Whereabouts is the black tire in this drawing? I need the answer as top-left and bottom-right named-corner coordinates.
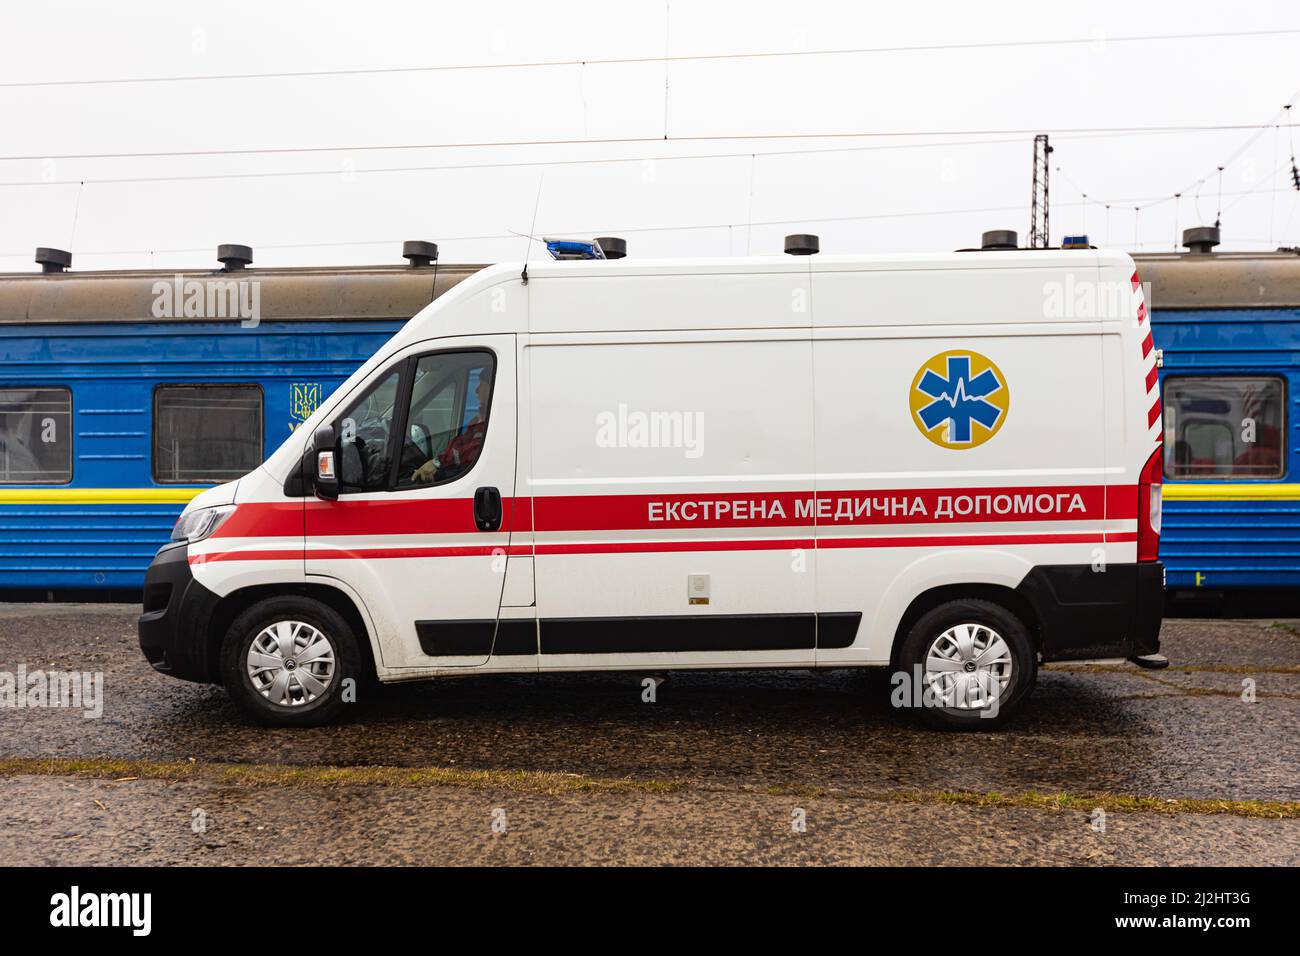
top-left (220, 596), bottom-right (361, 727)
top-left (895, 598), bottom-right (1036, 730)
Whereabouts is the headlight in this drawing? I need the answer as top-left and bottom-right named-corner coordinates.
top-left (171, 505), bottom-right (237, 543)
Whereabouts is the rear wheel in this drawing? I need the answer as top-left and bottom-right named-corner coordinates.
top-left (220, 596), bottom-right (361, 727)
top-left (896, 599), bottom-right (1036, 729)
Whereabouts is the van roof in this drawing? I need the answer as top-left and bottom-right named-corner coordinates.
top-left (513, 248), bottom-right (1124, 278)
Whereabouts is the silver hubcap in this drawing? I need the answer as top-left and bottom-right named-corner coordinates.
top-left (246, 620), bottom-right (336, 707)
top-left (923, 623), bottom-right (1013, 710)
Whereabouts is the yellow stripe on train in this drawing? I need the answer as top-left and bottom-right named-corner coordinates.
top-left (0, 488), bottom-right (204, 504)
top-left (3, 484), bottom-right (1298, 505)
top-left (1163, 483), bottom-right (1300, 501)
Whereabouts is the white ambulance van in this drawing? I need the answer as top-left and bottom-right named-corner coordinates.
top-left (139, 246), bottom-right (1164, 728)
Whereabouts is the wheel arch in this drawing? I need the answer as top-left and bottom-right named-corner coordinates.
top-left (205, 583), bottom-right (380, 685)
top-left (888, 583), bottom-right (1043, 669)
top-left (869, 548), bottom-right (1039, 666)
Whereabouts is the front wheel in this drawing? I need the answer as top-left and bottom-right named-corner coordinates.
top-left (896, 599), bottom-right (1036, 730)
top-left (220, 596), bottom-right (361, 727)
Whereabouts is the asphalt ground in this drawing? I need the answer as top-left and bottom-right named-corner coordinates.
top-left (0, 604), bottom-right (1296, 865)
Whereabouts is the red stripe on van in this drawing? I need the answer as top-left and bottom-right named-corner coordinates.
top-left (192, 531), bottom-right (1135, 564)
top-left (1145, 364), bottom-right (1160, 392)
top-left (190, 543), bottom-right (534, 564)
top-left (1106, 483), bottom-right (1138, 520)
top-left (212, 497), bottom-right (532, 539)
top-left (210, 484), bottom-right (1136, 541)
top-left (819, 531), bottom-right (1132, 549)
top-left (532, 537), bottom-right (816, 555)
top-left (1141, 332), bottom-right (1154, 358)
top-left (190, 549), bottom-right (305, 564)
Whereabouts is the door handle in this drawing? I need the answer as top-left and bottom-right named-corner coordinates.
top-left (473, 486), bottom-right (502, 532)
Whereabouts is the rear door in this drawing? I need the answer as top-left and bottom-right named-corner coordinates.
top-left (304, 334), bottom-right (522, 669)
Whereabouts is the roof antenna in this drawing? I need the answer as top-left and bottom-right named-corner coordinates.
top-left (1214, 165), bottom-right (1224, 229)
top-left (521, 170), bottom-right (545, 286)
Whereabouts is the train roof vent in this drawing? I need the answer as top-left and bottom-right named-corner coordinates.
top-left (1182, 226), bottom-right (1220, 254)
top-left (217, 244), bottom-right (253, 271)
top-left (402, 240), bottom-right (439, 268)
top-left (594, 236), bottom-right (627, 260)
top-left (981, 229), bottom-right (1019, 250)
top-left (784, 234), bottom-right (819, 255)
top-left (35, 247), bottom-right (71, 273)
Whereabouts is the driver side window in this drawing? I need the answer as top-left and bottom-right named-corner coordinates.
top-left (338, 370), bottom-right (401, 494)
top-left (335, 350), bottom-right (496, 495)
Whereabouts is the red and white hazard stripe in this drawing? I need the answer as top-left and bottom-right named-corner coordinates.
top-left (1133, 270), bottom-right (1162, 439)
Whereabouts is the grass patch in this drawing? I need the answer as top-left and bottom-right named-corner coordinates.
top-left (893, 788), bottom-right (1300, 820)
top-left (2, 757), bottom-right (1297, 820)
top-left (763, 783), bottom-right (826, 799)
top-left (1045, 663), bottom-right (1300, 675)
top-left (0, 756), bottom-right (683, 796)
top-left (1127, 671), bottom-right (1300, 701)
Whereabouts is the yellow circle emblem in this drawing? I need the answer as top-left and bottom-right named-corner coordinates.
top-left (909, 350), bottom-right (1010, 449)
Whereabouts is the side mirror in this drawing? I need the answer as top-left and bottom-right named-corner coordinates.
top-left (312, 423), bottom-right (339, 501)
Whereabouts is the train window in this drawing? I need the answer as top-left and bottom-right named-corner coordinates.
top-left (153, 385), bottom-right (263, 483)
top-left (1163, 376), bottom-right (1285, 480)
top-left (0, 387), bottom-right (73, 484)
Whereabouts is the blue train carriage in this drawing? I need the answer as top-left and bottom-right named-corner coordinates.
top-left (0, 244), bottom-right (480, 596)
top-left (1136, 243), bottom-right (1300, 591)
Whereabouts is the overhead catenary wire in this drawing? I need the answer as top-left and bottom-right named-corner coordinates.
top-left (1, 125), bottom-right (1296, 193)
top-left (9, 185), bottom-right (1299, 263)
top-left (1039, 82), bottom-right (1300, 256)
top-left (0, 199), bottom-right (1103, 260)
top-left (5, 63), bottom-right (1297, 262)
top-left (3, 122), bottom-right (1297, 165)
top-left (3, 26), bottom-right (1299, 89)
top-left (0, 129), bottom-right (1257, 190)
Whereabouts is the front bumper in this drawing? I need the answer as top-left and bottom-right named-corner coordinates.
top-left (137, 542), bottom-right (222, 683)
top-left (1017, 561), bottom-right (1164, 662)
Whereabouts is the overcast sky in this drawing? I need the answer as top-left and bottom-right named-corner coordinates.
top-left (1, 0), bottom-right (1298, 272)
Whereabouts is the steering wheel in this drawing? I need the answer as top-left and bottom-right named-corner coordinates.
top-left (411, 422), bottom-right (433, 460)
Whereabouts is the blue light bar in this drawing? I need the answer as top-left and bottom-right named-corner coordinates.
top-left (1061, 235), bottom-right (1090, 249)
top-left (544, 238), bottom-right (606, 260)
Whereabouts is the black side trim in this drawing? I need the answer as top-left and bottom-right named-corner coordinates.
top-left (817, 612), bottom-right (863, 649)
top-left (1017, 562), bottom-right (1163, 662)
top-left (493, 620), bottom-right (539, 656)
top-left (416, 619), bottom-right (537, 657)
top-left (540, 613), bottom-right (816, 655)
top-left (419, 613), bottom-right (864, 657)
